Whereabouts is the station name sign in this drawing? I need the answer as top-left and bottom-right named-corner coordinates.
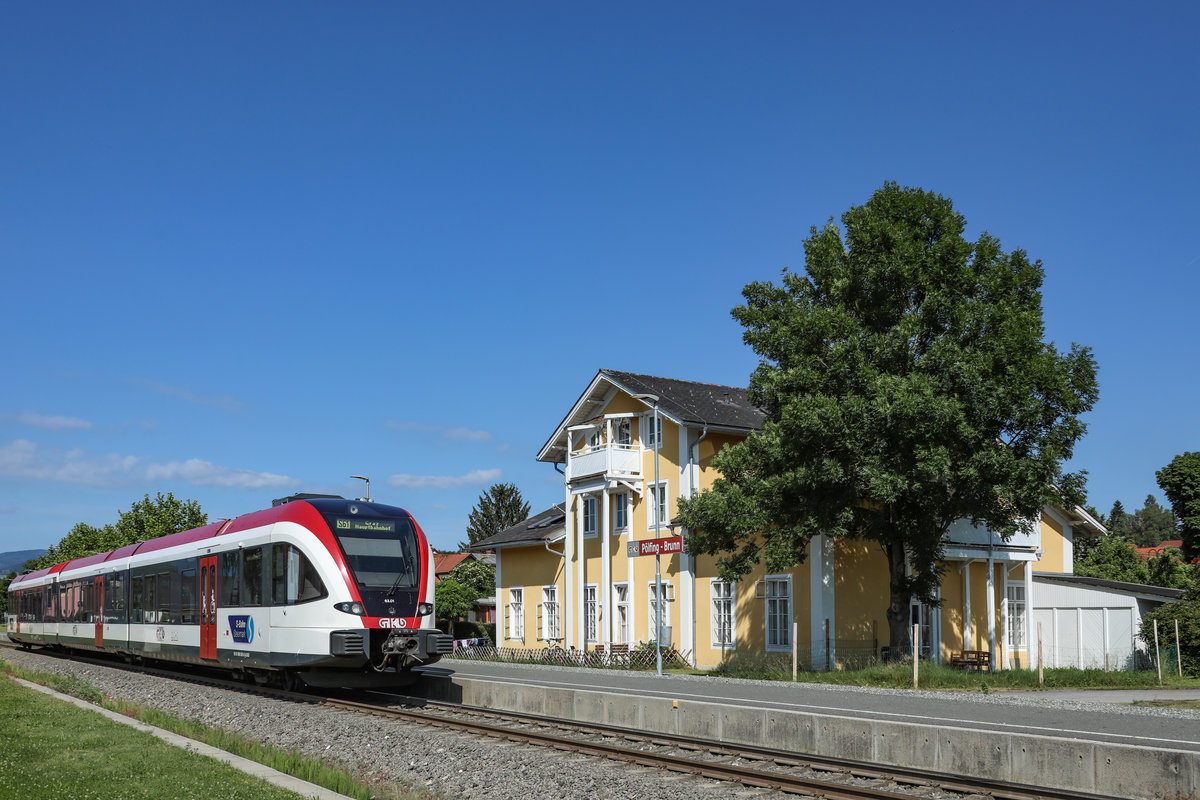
top-left (627, 536), bottom-right (683, 557)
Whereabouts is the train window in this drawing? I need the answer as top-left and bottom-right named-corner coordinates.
top-left (144, 575), bottom-right (157, 624)
top-left (104, 573), bottom-right (126, 625)
top-left (271, 545), bottom-right (326, 605)
top-left (180, 568), bottom-right (198, 624)
top-left (219, 551), bottom-right (240, 607)
top-left (157, 572), bottom-right (172, 623)
top-left (131, 577), bottom-right (143, 624)
top-left (329, 517), bottom-right (419, 590)
top-left (242, 547), bottom-right (264, 606)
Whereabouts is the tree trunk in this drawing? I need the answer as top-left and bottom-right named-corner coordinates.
top-left (884, 538), bottom-right (911, 663)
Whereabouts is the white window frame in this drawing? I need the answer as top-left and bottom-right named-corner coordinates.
top-left (1005, 582), bottom-right (1026, 649)
top-left (507, 587), bottom-right (523, 640)
top-left (614, 493), bottom-right (629, 532)
top-left (710, 579), bottom-right (735, 649)
top-left (541, 585), bottom-right (561, 641)
top-left (584, 583), bottom-right (599, 646)
top-left (763, 574), bottom-right (792, 652)
top-left (582, 496), bottom-right (598, 538)
top-left (613, 582), bottom-right (630, 646)
top-left (647, 580), bottom-right (673, 643)
top-left (641, 413), bottom-right (662, 450)
top-left (646, 482), bottom-right (668, 531)
top-left (615, 418), bottom-right (632, 447)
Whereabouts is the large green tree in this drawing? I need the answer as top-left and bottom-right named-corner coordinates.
top-left (1075, 535), bottom-right (1150, 584)
top-left (460, 483), bottom-right (531, 550)
top-left (1127, 494), bottom-right (1178, 548)
top-left (1157, 452), bottom-right (1200, 562)
top-left (25, 492), bottom-right (207, 571)
top-left (677, 183), bottom-right (1098, 660)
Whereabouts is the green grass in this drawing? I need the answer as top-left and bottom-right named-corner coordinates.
top-left (0, 659), bottom-right (430, 800)
top-left (0, 675), bottom-right (315, 800)
top-left (708, 658), bottom-right (1200, 691)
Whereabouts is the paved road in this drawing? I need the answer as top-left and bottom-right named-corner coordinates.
top-left (415, 660), bottom-right (1200, 754)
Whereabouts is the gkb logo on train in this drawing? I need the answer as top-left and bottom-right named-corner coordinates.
top-left (229, 615), bottom-right (255, 644)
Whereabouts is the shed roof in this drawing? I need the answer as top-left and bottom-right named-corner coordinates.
top-left (470, 505), bottom-right (566, 550)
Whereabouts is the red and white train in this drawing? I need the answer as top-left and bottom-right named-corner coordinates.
top-left (4, 496), bottom-right (452, 688)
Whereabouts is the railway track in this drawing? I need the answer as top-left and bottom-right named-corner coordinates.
top-left (2, 642), bottom-right (1124, 800)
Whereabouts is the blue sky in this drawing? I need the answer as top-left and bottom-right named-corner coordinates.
top-left (2, 3), bottom-right (1197, 555)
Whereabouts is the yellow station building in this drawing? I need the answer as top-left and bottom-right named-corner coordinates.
top-left (474, 369), bottom-right (1111, 671)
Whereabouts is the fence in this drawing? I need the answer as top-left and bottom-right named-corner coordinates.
top-left (446, 643), bottom-right (691, 670)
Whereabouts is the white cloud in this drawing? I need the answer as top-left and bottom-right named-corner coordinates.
top-left (145, 459), bottom-right (298, 490)
top-left (0, 439), bottom-right (139, 487)
top-left (0, 439), bottom-right (297, 491)
top-left (138, 380), bottom-right (244, 411)
top-left (384, 421), bottom-right (493, 442)
top-left (386, 468), bottom-right (502, 490)
top-left (1, 412), bottom-right (94, 431)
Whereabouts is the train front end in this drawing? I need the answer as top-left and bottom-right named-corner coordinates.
top-left (304, 499), bottom-right (453, 678)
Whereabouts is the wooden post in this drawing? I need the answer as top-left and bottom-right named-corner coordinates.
top-left (1176, 619), bottom-right (1183, 678)
top-left (1037, 621), bottom-right (1044, 686)
top-left (912, 623), bottom-right (919, 689)
top-left (872, 619), bottom-right (878, 662)
top-left (792, 621), bottom-right (798, 681)
top-left (824, 618), bottom-right (831, 672)
top-left (1154, 619), bottom-right (1162, 686)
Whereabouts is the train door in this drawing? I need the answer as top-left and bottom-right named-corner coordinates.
top-left (94, 576), bottom-right (104, 647)
top-left (200, 555), bottom-right (218, 659)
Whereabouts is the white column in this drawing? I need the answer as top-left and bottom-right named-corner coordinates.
top-left (1000, 566), bottom-right (1009, 668)
top-left (601, 487), bottom-right (611, 652)
top-left (577, 497), bottom-right (586, 651)
top-left (961, 562), bottom-right (973, 650)
top-left (564, 492), bottom-right (575, 649)
top-left (986, 555), bottom-right (996, 669)
top-left (1023, 561), bottom-right (1034, 671)
top-left (810, 534), bottom-right (836, 667)
top-left (678, 428), bottom-right (694, 661)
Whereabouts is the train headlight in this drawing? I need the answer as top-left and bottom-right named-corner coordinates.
top-left (416, 602), bottom-right (433, 617)
top-left (334, 601), bottom-right (366, 616)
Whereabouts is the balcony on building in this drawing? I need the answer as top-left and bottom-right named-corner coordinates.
top-left (565, 416), bottom-right (643, 484)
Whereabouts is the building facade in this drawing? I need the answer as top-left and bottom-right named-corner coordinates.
top-left (475, 369), bottom-right (1109, 670)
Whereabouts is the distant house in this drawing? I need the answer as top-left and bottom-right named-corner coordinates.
top-left (433, 551), bottom-right (497, 625)
top-left (1134, 540), bottom-right (1185, 562)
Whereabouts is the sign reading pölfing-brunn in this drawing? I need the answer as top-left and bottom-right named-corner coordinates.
top-left (627, 536), bottom-right (683, 557)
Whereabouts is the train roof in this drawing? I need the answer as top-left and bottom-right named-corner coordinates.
top-left (8, 499), bottom-right (418, 586)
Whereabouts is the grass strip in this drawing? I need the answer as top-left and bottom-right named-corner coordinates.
top-left (0, 673), bottom-right (318, 800)
top-left (0, 658), bottom-right (424, 800)
top-left (708, 658), bottom-right (1200, 691)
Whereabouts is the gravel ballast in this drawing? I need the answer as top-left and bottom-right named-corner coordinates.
top-left (1, 647), bottom-right (754, 800)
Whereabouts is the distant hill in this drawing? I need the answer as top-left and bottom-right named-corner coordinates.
top-left (0, 550), bottom-right (46, 576)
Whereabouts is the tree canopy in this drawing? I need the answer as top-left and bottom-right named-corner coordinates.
top-left (677, 183), bottom-right (1099, 658)
top-left (448, 557), bottom-right (496, 599)
top-left (1158, 452), bottom-right (1200, 562)
top-left (460, 482), bottom-right (530, 550)
top-left (434, 578), bottom-right (474, 639)
top-left (24, 492), bottom-right (207, 571)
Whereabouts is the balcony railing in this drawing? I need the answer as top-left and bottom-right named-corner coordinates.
top-left (568, 443), bottom-right (642, 481)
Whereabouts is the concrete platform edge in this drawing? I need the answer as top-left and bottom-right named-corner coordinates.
top-left (419, 674), bottom-right (1197, 800)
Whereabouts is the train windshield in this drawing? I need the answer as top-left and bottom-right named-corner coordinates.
top-left (328, 515), bottom-right (420, 590)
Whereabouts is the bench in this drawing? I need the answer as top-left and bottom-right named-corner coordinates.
top-left (950, 650), bottom-right (991, 671)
